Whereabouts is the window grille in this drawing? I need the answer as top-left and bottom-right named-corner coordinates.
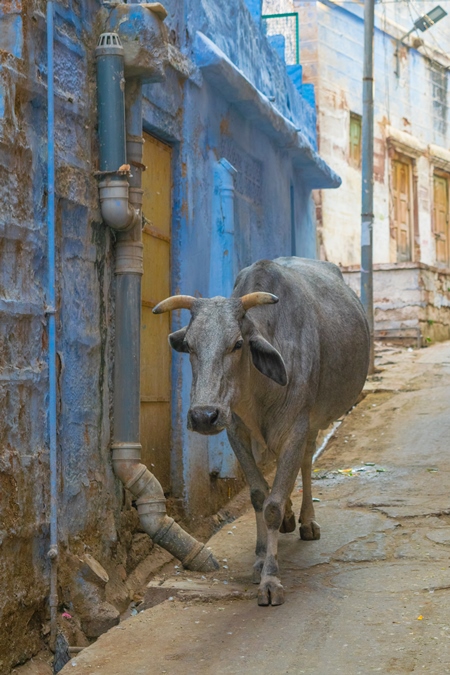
top-left (430, 61), bottom-right (448, 137)
top-left (262, 12), bottom-right (300, 65)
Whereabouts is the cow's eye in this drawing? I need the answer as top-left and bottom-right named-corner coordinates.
top-left (233, 339), bottom-right (243, 351)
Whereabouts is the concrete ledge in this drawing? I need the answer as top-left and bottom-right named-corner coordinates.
top-left (429, 144), bottom-right (450, 172)
top-left (386, 125), bottom-right (427, 157)
top-left (144, 577), bottom-right (257, 610)
top-left (193, 31), bottom-right (341, 190)
top-left (342, 263), bottom-right (450, 344)
top-left (341, 261), bottom-right (450, 275)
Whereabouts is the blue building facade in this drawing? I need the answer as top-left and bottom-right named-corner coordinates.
top-left (0, 0), bottom-right (339, 667)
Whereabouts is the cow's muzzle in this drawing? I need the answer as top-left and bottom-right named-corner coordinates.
top-left (188, 406), bottom-right (226, 435)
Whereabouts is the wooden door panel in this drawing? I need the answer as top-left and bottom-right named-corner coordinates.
top-left (142, 232), bottom-right (170, 304)
top-left (391, 159), bottom-right (412, 262)
top-left (142, 135), bottom-right (172, 236)
top-left (141, 308), bottom-right (171, 400)
top-left (141, 402), bottom-right (171, 491)
top-left (140, 133), bottom-right (172, 492)
top-left (433, 174), bottom-right (449, 265)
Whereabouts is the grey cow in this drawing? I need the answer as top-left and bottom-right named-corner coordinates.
top-left (153, 257), bottom-right (370, 606)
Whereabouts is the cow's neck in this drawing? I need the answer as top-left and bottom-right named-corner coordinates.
top-left (232, 351), bottom-right (268, 448)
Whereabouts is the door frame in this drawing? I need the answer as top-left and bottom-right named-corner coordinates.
top-left (432, 169), bottom-right (450, 267)
top-left (140, 130), bottom-right (174, 493)
top-left (388, 147), bottom-right (418, 263)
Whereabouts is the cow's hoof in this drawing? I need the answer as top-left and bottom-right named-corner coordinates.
top-left (279, 512), bottom-right (296, 533)
top-left (300, 520), bottom-right (321, 540)
top-left (257, 577), bottom-right (285, 606)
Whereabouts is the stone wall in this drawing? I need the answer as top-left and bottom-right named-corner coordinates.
top-left (0, 1), bottom-right (122, 670)
top-left (342, 263), bottom-right (450, 345)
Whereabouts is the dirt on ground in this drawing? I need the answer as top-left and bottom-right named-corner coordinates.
top-left (50, 341), bottom-right (450, 674)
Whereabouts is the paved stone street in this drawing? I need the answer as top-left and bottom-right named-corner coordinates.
top-left (57, 341), bottom-right (450, 675)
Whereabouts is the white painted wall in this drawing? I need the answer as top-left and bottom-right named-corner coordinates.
top-left (264, 0), bottom-right (450, 268)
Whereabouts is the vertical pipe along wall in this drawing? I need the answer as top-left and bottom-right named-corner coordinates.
top-left (95, 32), bottom-right (218, 573)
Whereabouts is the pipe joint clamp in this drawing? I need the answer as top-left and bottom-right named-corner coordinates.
top-left (129, 188), bottom-right (144, 210)
top-left (137, 498), bottom-right (166, 515)
top-left (127, 136), bottom-right (144, 163)
top-left (111, 443), bottom-right (142, 462)
top-left (124, 464), bottom-right (148, 493)
top-left (115, 240), bottom-right (144, 276)
top-left (47, 546), bottom-right (58, 560)
top-left (181, 541), bottom-right (205, 568)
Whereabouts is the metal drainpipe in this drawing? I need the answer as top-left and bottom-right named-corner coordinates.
top-left (95, 34), bottom-right (218, 573)
top-left (46, 0), bottom-right (59, 651)
top-left (96, 33), bottom-right (141, 232)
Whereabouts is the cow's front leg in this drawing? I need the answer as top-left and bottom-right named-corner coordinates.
top-left (227, 415), bottom-right (269, 584)
top-left (258, 417), bottom-right (309, 606)
top-left (299, 430), bottom-right (321, 540)
top-left (252, 504), bottom-right (268, 584)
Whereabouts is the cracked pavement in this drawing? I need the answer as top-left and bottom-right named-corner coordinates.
top-left (61, 341), bottom-right (450, 675)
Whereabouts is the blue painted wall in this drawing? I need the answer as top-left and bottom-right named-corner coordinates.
top-left (0, 0), bottom-right (338, 666)
top-left (139, 0), bottom-right (336, 515)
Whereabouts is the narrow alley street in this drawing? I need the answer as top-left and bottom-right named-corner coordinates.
top-left (55, 341), bottom-right (450, 675)
top-left (4, 2), bottom-right (450, 673)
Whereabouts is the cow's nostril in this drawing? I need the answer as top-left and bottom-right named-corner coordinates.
top-left (189, 406), bottom-right (221, 431)
top-left (207, 408), bottom-right (219, 424)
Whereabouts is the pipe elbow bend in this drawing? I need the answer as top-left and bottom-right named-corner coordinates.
top-left (111, 455), bottom-right (219, 573)
top-left (139, 509), bottom-right (219, 573)
top-left (99, 181), bottom-right (141, 232)
top-left (101, 197), bottom-right (140, 232)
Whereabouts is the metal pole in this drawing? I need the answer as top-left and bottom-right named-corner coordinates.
top-left (361, 0), bottom-right (375, 374)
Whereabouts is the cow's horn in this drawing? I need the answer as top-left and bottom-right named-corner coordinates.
top-left (153, 295), bottom-right (196, 314)
top-left (240, 292), bottom-right (279, 310)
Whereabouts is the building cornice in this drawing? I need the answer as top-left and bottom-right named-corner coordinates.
top-left (193, 31), bottom-right (341, 189)
top-left (385, 125), bottom-right (427, 158)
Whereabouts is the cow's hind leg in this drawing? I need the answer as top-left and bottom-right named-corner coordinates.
top-left (258, 416), bottom-right (309, 606)
top-left (299, 430), bottom-right (321, 540)
top-left (227, 415), bottom-right (269, 584)
top-left (279, 497), bottom-right (296, 533)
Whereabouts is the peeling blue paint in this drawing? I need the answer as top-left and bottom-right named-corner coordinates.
top-left (208, 157), bottom-right (238, 478)
top-left (0, 14), bottom-right (23, 59)
top-left (210, 158), bottom-right (237, 299)
top-left (0, 84), bottom-right (5, 120)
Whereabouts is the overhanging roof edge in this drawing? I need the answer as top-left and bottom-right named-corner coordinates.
top-left (193, 31), bottom-right (341, 190)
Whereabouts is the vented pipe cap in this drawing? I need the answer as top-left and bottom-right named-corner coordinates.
top-left (95, 32), bottom-right (124, 58)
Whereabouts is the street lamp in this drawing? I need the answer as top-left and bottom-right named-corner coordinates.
top-left (395, 5), bottom-right (447, 76)
top-left (414, 4), bottom-right (447, 31)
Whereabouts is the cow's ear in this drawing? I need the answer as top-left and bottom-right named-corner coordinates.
top-left (169, 327), bottom-right (189, 353)
top-left (249, 335), bottom-right (287, 386)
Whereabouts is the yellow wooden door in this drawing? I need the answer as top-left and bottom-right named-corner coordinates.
top-left (433, 174), bottom-right (449, 265)
top-left (141, 133), bottom-right (172, 492)
top-left (392, 159), bottom-right (412, 262)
